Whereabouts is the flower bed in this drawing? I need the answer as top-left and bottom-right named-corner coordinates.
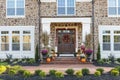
top-left (0, 65), bottom-right (120, 80)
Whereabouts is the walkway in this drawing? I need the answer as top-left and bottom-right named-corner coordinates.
top-left (23, 64), bottom-right (113, 74)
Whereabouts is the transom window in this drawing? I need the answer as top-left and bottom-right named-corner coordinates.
top-left (57, 0), bottom-right (75, 15)
top-left (6, 0), bottom-right (25, 17)
top-left (108, 0), bottom-right (120, 16)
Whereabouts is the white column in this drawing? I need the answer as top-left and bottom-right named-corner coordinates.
top-left (82, 23), bottom-right (90, 42)
top-left (42, 23), bottom-right (50, 34)
top-left (42, 23), bottom-right (51, 47)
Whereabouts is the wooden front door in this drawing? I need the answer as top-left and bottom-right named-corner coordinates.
top-left (57, 29), bottom-right (76, 54)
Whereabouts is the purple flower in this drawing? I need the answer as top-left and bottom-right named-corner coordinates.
top-left (42, 49), bottom-right (48, 54)
top-left (80, 45), bottom-right (85, 50)
top-left (85, 49), bottom-right (93, 55)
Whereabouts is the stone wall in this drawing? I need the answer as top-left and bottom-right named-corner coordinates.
top-left (0, 0), bottom-right (39, 47)
top-left (40, 2), bottom-right (92, 17)
top-left (94, 0), bottom-right (120, 59)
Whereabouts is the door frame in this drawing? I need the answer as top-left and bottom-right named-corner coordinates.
top-left (56, 28), bottom-right (76, 53)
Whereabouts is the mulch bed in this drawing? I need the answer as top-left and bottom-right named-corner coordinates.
top-left (1, 74), bottom-right (120, 80)
top-left (93, 61), bottom-right (120, 67)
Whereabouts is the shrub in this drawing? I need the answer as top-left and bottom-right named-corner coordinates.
top-left (75, 70), bottom-right (83, 78)
top-left (27, 59), bottom-right (35, 64)
top-left (39, 71), bottom-right (46, 78)
top-left (35, 70), bottom-right (42, 76)
top-left (115, 66), bottom-right (120, 72)
top-left (65, 69), bottom-right (75, 75)
top-left (23, 70), bottom-right (32, 78)
top-left (97, 59), bottom-right (104, 65)
top-left (94, 71), bottom-right (101, 77)
top-left (49, 70), bottom-right (57, 76)
top-left (18, 69), bottom-right (25, 75)
top-left (82, 68), bottom-right (90, 76)
top-left (0, 65), bottom-right (6, 74)
top-left (117, 58), bottom-right (120, 63)
top-left (111, 69), bottom-right (119, 76)
top-left (96, 68), bottom-right (104, 74)
top-left (35, 45), bottom-right (39, 62)
top-left (97, 44), bottom-right (101, 61)
top-left (8, 70), bottom-right (17, 77)
top-left (55, 71), bottom-right (64, 78)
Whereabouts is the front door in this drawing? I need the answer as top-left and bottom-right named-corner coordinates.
top-left (57, 29), bottom-right (76, 54)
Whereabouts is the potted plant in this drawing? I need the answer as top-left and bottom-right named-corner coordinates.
top-left (41, 49), bottom-right (48, 59)
top-left (85, 49), bottom-right (93, 62)
top-left (85, 49), bottom-right (93, 57)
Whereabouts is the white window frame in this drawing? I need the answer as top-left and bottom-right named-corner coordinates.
top-left (99, 25), bottom-right (120, 58)
top-left (23, 31), bottom-right (31, 51)
top-left (102, 31), bottom-right (111, 51)
top-left (57, 0), bottom-right (76, 16)
top-left (108, 0), bottom-right (120, 17)
top-left (0, 26), bottom-right (35, 59)
top-left (6, 0), bottom-right (25, 18)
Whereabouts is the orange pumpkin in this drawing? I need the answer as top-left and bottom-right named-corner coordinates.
top-left (46, 58), bottom-right (51, 63)
top-left (81, 58), bottom-right (86, 63)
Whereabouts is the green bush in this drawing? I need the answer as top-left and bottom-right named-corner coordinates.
top-left (97, 44), bottom-right (101, 61)
top-left (23, 70), bottom-right (32, 78)
top-left (39, 71), bottom-right (46, 78)
top-left (65, 69), bottom-right (75, 75)
top-left (18, 69), bottom-right (25, 75)
top-left (27, 59), bottom-right (35, 64)
top-left (55, 71), bottom-right (64, 78)
top-left (96, 68), bottom-right (104, 74)
top-left (0, 65), bottom-right (6, 74)
top-left (111, 69), bottom-right (119, 76)
top-left (82, 68), bottom-right (90, 76)
top-left (97, 60), bottom-right (104, 65)
top-left (8, 70), bottom-right (17, 77)
top-left (115, 66), bottom-right (120, 72)
top-left (75, 70), bottom-right (83, 78)
top-left (35, 70), bottom-right (42, 76)
top-left (35, 45), bottom-right (39, 62)
top-left (117, 58), bottom-right (120, 63)
top-left (49, 70), bottom-right (57, 76)
top-left (94, 71), bottom-right (101, 77)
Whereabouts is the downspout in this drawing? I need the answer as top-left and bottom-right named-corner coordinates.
top-left (92, 0), bottom-right (95, 61)
top-left (38, 0), bottom-right (42, 61)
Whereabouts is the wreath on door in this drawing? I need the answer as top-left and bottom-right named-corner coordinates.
top-left (63, 34), bottom-right (70, 43)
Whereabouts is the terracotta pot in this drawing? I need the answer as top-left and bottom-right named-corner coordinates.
top-left (46, 57), bottom-right (51, 63)
top-left (81, 58), bottom-right (86, 63)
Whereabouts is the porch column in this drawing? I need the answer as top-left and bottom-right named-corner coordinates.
top-left (41, 23), bottom-right (51, 47)
top-left (82, 23), bottom-right (90, 42)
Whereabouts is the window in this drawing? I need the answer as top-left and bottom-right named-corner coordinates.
top-left (1, 31), bottom-right (9, 51)
top-left (57, 0), bottom-right (75, 15)
top-left (12, 31), bottom-right (20, 51)
top-left (114, 31), bottom-right (120, 51)
top-left (7, 0), bottom-right (25, 17)
top-left (23, 31), bottom-right (31, 51)
top-left (108, 0), bottom-right (120, 16)
top-left (103, 35), bottom-right (111, 50)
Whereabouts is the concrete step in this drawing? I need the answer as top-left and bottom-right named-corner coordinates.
top-left (41, 57), bottom-right (92, 64)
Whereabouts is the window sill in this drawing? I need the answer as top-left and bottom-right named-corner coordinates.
top-left (40, 0), bottom-right (92, 2)
top-left (6, 16), bottom-right (25, 18)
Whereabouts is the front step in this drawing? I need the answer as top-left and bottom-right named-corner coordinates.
top-left (42, 57), bottom-right (91, 64)
top-left (59, 54), bottom-right (74, 57)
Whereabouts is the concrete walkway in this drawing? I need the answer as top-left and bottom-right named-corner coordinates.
top-left (23, 64), bottom-right (113, 74)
